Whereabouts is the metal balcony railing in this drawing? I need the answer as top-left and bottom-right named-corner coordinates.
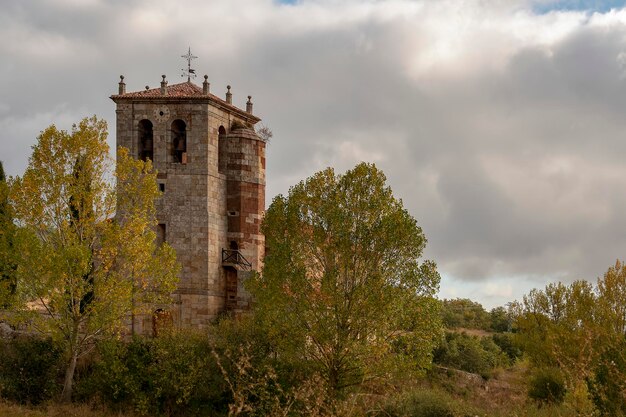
top-left (222, 249), bottom-right (252, 270)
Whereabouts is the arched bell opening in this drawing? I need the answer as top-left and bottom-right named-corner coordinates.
top-left (138, 119), bottom-right (153, 161)
top-left (171, 119), bottom-right (187, 163)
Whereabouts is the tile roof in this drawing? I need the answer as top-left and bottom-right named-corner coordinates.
top-left (117, 81), bottom-right (205, 98)
top-left (111, 81), bottom-right (261, 122)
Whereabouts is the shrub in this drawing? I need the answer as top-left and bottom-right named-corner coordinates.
top-left (587, 344), bottom-right (626, 416)
top-left (78, 332), bottom-right (227, 416)
top-left (563, 381), bottom-right (597, 416)
top-left (76, 315), bottom-right (341, 416)
top-left (0, 335), bottom-right (62, 404)
top-left (433, 332), bottom-right (508, 378)
top-left (76, 336), bottom-right (153, 412)
top-left (479, 335), bottom-right (510, 368)
top-left (380, 390), bottom-right (455, 417)
top-left (491, 332), bottom-right (522, 362)
top-left (211, 314), bottom-right (318, 399)
top-left (528, 367), bottom-right (566, 405)
top-left (78, 316), bottom-right (325, 416)
top-left (231, 120), bottom-right (251, 130)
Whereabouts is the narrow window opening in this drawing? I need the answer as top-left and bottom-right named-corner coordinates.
top-left (218, 125), bottom-right (227, 173)
top-left (138, 119), bottom-right (153, 161)
top-left (159, 183), bottom-right (165, 193)
top-left (171, 119), bottom-right (187, 163)
top-left (156, 223), bottom-right (166, 246)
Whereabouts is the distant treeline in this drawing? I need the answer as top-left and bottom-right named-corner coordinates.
top-left (440, 298), bottom-right (512, 332)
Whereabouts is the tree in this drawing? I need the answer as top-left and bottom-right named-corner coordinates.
top-left (440, 298), bottom-right (490, 330)
top-left (489, 306), bottom-right (512, 333)
top-left (255, 124), bottom-right (273, 143)
top-left (515, 281), bottom-right (596, 372)
top-left (6, 117), bottom-right (179, 401)
top-left (248, 163), bottom-right (442, 394)
top-left (0, 161), bottom-right (17, 307)
top-left (588, 261), bottom-right (626, 414)
top-left (514, 262), bottom-right (626, 413)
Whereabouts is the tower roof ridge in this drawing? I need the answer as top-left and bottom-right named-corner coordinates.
top-left (114, 81), bottom-right (203, 98)
top-left (110, 79), bottom-right (261, 123)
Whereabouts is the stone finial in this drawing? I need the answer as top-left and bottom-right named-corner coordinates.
top-left (160, 75), bottom-right (168, 96)
top-left (203, 75), bottom-right (210, 95)
top-left (226, 85), bottom-right (232, 104)
top-left (118, 75), bottom-right (126, 95)
top-left (246, 95), bottom-right (253, 114)
top-left (145, 86), bottom-right (150, 90)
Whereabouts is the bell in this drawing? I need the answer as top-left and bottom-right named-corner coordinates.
top-left (175, 139), bottom-right (186, 151)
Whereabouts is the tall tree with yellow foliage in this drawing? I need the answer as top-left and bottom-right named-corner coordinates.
top-left (6, 117), bottom-right (179, 401)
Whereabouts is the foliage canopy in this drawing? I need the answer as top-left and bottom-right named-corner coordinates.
top-left (0, 161), bottom-right (16, 307)
top-left (514, 260), bottom-right (626, 414)
top-left (248, 162), bottom-right (442, 394)
top-left (4, 116), bottom-right (179, 401)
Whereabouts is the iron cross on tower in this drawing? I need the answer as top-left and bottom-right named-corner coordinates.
top-left (181, 47), bottom-right (198, 82)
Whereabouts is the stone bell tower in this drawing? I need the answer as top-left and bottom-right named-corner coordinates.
top-left (111, 73), bottom-right (265, 332)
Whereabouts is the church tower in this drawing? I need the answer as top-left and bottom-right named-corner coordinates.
top-left (111, 73), bottom-right (265, 332)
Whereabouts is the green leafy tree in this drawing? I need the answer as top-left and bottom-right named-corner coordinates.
top-left (6, 117), bottom-right (179, 401)
top-left (588, 261), bottom-right (626, 414)
top-left (489, 306), bottom-right (512, 332)
top-left (514, 261), bottom-right (626, 413)
top-left (0, 161), bottom-right (17, 307)
top-left (441, 298), bottom-right (490, 330)
top-left (248, 163), bottom-right (442, 394)
top-left (515, 281), bottom-right (597, 373)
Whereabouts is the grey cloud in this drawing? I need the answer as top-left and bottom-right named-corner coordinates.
top-left (3, 0), bottom-right (626, 306)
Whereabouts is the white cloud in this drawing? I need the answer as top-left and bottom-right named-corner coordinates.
top-left (3, 0), bottom-right (626, 307)
top-left (0, 103), bottom-right (92, 176)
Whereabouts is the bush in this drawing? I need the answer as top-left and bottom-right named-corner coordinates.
top-left (528, 368), bottom-right (566, 405)
top-left (491, 332), bottom-right (522, 362)
top-left (0, 335), bottom-right (62, 404)
top-left (587, 344), bottom-right (626, 416)
top-left (380, 390), bottom-right (455, 417)
top-left (77, 332), bottom-right (227, 416)
top-left (210, 315), bottom-right (326, 415)
top-left (433, 332), bottom-right (508, 378)
top-left (78, 315), bottom-right (326, 416)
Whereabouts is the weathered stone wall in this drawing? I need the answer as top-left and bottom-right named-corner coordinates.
top-left (114, 92), bottom-right (264, 332)
top-left (225, 128), bottom-right (266, 311)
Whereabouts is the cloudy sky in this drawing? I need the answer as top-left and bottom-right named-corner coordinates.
top-left (3, 0), bottom-right (626, 308)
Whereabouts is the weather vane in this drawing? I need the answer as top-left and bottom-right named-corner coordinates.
top-left (181, 47), bottom-right (198, 82)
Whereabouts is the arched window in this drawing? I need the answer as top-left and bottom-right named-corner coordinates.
top-left (218, 125), bottom-right (227, 173)
top-left (138, 120), bottom-right (153, 161)
top-left (171, 119), bottom-right (187, 163)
